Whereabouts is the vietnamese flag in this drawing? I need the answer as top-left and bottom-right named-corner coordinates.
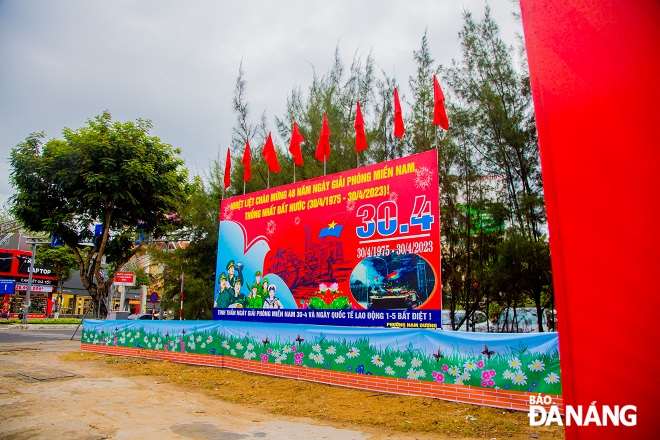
top-left (261, 132), bottom-right (280, 173)
top-left (223, 148), bottom-right (231, 190)
top-left (289, 121), bottom-right (305, 166)
top-left (242, 139), bottom-right (252, 182)
top-left (393, 87), bottom-right (405, 139)
top-left (354, 102), bottom-right (368, 152)
top-left (315, 113), bottom-right (331, 162)
top-left (433, 75), bottom-right (449, 130)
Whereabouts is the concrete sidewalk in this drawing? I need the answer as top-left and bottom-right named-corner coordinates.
top-left (0, 339), bottom-right (425, 440)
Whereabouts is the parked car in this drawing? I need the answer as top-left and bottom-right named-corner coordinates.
top-left (127, 313), bottom-right (159, 320)
top-left (441, 309), bottom-right (490, 332)
top-left (491, 307), bottom-right (556, 333)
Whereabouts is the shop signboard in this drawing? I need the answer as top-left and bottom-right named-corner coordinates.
top-left (0, 278), bottom-right (15, 294)
top-left (113, 271), bottom-right (135, 286)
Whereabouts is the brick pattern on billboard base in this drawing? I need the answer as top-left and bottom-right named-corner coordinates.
top-left (81, 343), bottom-right (563, 413)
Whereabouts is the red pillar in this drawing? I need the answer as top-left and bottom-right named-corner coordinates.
top-left (520, 1), bottom-right (659, 438)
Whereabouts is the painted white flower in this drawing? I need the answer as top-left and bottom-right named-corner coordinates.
top-left (503, 369), bottom-right (513, 380)
top-left (417, 369), bottom-right (427, 378)
top-left (411, 358), bottom-right (422, 367)
top-left (196, 335), bottom-right (202, 342)
top-left (147, 343), bottom-right (152, 348)
top-left (384, 366), bottom-right (396, 376)
top-left (347, 347), bottom-right (360, 358)
top-left (144, 337), bottom-right (149, 343)
top-left (460, 371), bottom-right (471, 381)
top-left (236, 342), bottom-right (244, 350)
top-left (247, 343), bottom-right (254, 351)
top-left (283, 346), bottom-right (292, 353)
top-left (206, 336), bottom-right (213, 343)
top-left (151, 337), bottom-right (156, 343)
top-left (325, 346), bottom-right (336, 355)
top-left (312, 344), bottom-right (321, 353)
top-left (134, 332), bottom-right (140, 338)
top-left (189, 335), bottom-right (195, 342)
top-left (222, 341), bottom-right (230, 349)
top-left (188, 342), bottom-right (196, 350)
top-left (511, 370), bottom-right (527, 385)
top-left (335, 355), bottom-right (345, 364)
top-left (313, 354), bottom-right (324, 364)
top-left (508, 357), bottom-right (521, 369)
top-left (406, 368), bottom-right (419, 380)
top-left (448, 365), bottom-right (461, 377)
top-left (129, 338), bottom-right (134, 343)
top-left (528, 359), bottom-right (545, 372)
top-left (230, 349), bottom-right (236, 356)
top-left (455, 379), bottom-right (464, 385)
top-left (464, 360), bottom-right (478, 371)
top-left (201, 342), bottom-right (206, 349)
top-left (308, 352), bottom-right (316, 360)
top-left (244, 351), bottom-right (254, 360)
top-left (272, 350), bottom-right (280, 357)
top-left (278, 353), bottom-right (287, 361)
top-left (394, 357), bottom-right (406, 367)
top-left (371, 355), bottom-right (384, 367)
top-left (544, 372), bottom-right (560, 384)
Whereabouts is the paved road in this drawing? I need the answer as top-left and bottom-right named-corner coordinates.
top-left (0, 327), bottom-right (81, 343)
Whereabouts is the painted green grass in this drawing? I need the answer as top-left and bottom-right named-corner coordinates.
top-left (82, 326), bottom-right (561, 395)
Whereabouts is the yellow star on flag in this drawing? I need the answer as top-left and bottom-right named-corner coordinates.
top-left (328, 220), bottom-right (337, 229)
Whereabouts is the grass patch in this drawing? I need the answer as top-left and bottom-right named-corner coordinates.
top-left (64, 351), bottom-right (565, 439)
top-left (0, 318), bottom-right (82, 325)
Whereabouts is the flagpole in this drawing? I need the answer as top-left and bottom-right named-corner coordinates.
top-left (323, 155), bottom-right (326, 176)
top-left (293, 163), bottom-right (296, 183)
top-left (243, 181), bottom-right (245, 195)
top-left (267, 169), bottom-right (270, 189)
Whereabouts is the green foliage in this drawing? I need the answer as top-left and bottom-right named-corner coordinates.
top-left (150, 172), bottom-right (220, 320)
top-left (35, 245), bottom-right (78, 283)
top-left (9, 111), bottom-right (189, 317)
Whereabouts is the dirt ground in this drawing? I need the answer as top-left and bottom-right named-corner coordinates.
top-left (0, 336), bottom-right (564, 440)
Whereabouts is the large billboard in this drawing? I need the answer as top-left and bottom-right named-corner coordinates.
top-left (214, 150), bottom-right (441, 327)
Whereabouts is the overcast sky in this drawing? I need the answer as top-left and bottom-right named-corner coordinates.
top-left (0, 0), bottom-right (522, 207)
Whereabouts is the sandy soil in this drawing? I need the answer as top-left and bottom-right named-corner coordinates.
top-left (0, 339), bottom-right (440, 440)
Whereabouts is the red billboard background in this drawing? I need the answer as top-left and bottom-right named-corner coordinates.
top-left (214, 150), bottom-right (441, 327)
